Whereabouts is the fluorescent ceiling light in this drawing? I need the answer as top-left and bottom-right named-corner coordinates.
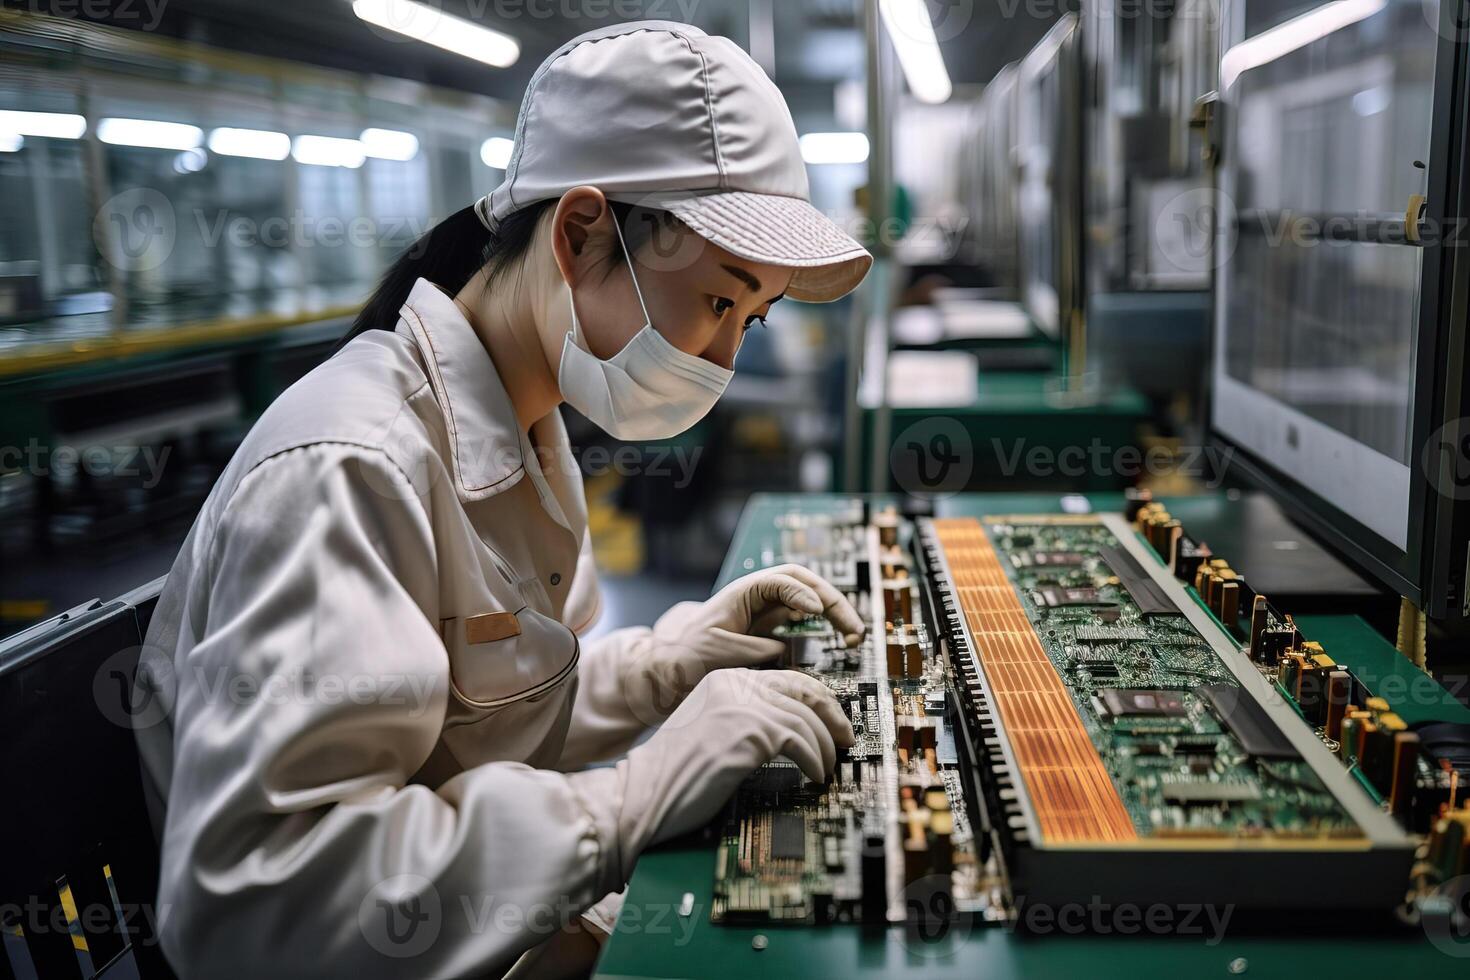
top-left (360, 127), bottom-right (419, 161)
top-left (352, 0), bottom-right (520, 69)
top-left (97, 118), bottom-right (203, 150)
top-left (0, 110), bottom-right (86, 140)
top-left (0, 133), bottom-right (22, 152)
top-left (1221, 0), bottom-right (1387, 89)
top-left (292, 134), bottom-right (366, 168)
top-left (208, 127), bottom-right (291, 160)
top-left (879, 0), bottom-right (953, 104)
top-left (800, 132), bottom-right (871, 165)
top-left (481, 137), bottom-right (515, 169)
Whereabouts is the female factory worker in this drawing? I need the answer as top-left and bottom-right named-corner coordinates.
top-left (133, 20), bottom-right (872, 980)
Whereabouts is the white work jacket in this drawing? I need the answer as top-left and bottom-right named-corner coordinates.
top-left (134, 279), bottom-right (651, 978)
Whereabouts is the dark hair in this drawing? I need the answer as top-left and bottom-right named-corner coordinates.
top-left (338, 198), bottom-right (673, 353)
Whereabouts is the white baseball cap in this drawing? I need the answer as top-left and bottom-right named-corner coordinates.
top-left (475, 21), bottom-right (873, 303)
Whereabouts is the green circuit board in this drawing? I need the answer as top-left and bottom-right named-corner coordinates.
top-left (984, 518), bottom-right (1361, 838)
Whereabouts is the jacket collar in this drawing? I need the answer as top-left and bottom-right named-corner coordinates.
top-left (396, 279), bottom-right (525, 502)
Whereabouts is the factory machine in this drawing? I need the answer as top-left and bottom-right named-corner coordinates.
top-left (707, 498), bottom-right (1468, 929)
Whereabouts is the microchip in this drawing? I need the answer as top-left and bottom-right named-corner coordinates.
top-left (770, 813), bottom-right (805, 861)
top-left (1198, 684), bottom-right (1301, 760)
top-left (1099, 688), bottom-right (1187, 718)
top-left (1034, 551), bottom-right (1087, 567)
top-left (1161, 781), bottom-right (1263, 804)
top-left (762, 765), bottom-right (804, 795)
top-left (1036, 585), bottom-right (1110, 607)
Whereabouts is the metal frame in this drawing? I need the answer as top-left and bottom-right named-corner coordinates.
top-left (1208, 0), bottom-right (1470, 616)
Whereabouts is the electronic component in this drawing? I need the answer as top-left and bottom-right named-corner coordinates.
top-left (922, 514), bottom-right (1414, 911)
top-left (1098, 688), bottom-right (1187, 718)
top-left (712, 508), bottom-right (991, 927)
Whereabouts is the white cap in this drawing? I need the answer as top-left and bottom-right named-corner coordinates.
top-left (476, 21), bottom-right (873, 303)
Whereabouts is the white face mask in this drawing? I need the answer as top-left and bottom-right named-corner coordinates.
top-left (558, 219), bottom-right (733, 441)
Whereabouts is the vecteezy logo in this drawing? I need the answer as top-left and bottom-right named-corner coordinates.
top-left (1421, 874), bottom-right (1470, 957)
top-left (1423, 419), bottom-right (1470, 501)
top-left (94, 646), bottom-right (174, 730)
top-left (1424, 0), bottom-right (1470, 42)
top-left (896, 874), bottom-right (973, 958)
top-left (354, 0), bottom-right (446, 45)
top-left (94, 187), bottom-right (176, 273)
top-left (890, 417), bottom-right (973, 499)
top-left (623, 192), bottom-right (708, 274)
top-left (359, 874), bottom-right (442, 958)
top-left (885, 0), bottom-right (976, 45)
top-left (1156, 186), bottom-right (1236, 272)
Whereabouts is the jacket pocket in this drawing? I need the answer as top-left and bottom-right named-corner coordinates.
top-left (440, 605), bottom-right (579, 710)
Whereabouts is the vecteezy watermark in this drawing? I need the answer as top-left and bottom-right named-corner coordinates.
top-left (1423, 418), bottom-right (1470, 501)
top-left (991, 438), bottom-right (1235, 487)
top-left (95, 187), bottom-right (176, 274)
top-left (891, 416), bottom-right (975, 500)
top-left (1421, 874), bottom-right (1470, 958)
top-left (96, 646), bottom-right (445, 731)
top-left (355, 0), bottom-right (705, 46)
top-left (1424, 0), bottom-right (1470, 43)
top-left (94, 199), bottom-right (434, 273)
top-left (997, 0), bottom-right (1222, 28)
top-left (358, 402), bottom-right (706, 504)
top-left (12, 0), bottom-right (169, 31)
top-left (358, 883), bottom-right (697, 960)
top-left (1, 895), bottom-right (173, 948)
top-left (1157, 182), bottom-right (1470, 275)
top-left (0, 440), bottom-right (171, 488)
top-left (193, 210), bottom-right (429, 253)
top-left (882, 0), bottom-right (977, 44)
top-left (360, 875), bottom-right (443, 959)
top-left (1155, 186), bottom-right (1235, 274)
top-left (1009, 896), bottom-right (1235, 944)
top-left (896, 874), bottom-right (974, 959)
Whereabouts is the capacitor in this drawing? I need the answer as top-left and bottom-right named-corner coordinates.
top-left (1325, 670), bottom-right (1351, 741)
top-left (1247, 595), bottom-right (1269, 661)
top-left (904, 638), bottom-right (923, 679)
top-left (1389, 731), bottom-right (1420, 818)
top-left (886, 636), bottom-right (905, 679)
top-left (1219, 578), bottom-right (1240, 630)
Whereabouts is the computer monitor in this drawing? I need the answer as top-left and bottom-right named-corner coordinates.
top-left (1210, 0), bottom-right (1470, 615)
top-left (1016, 14), bottom-right (1084, 341)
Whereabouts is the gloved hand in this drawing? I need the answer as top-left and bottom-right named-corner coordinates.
top-left (569, 668), bottom-right (856, 884)
top-left (631, 564), bottom-right (865, 709)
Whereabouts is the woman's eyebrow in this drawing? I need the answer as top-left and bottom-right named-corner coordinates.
top-left (720, 264), bottom-right (785, 304)
top-left (721, 264), bottom-right (763, 293)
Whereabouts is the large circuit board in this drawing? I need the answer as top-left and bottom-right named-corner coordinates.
top-left (710, 504), bottom-right (1004, 926)
top-left (975, 516), bottom-right (1358, 839)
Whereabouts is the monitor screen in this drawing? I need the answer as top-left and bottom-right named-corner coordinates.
top-left (1016, 15), bottom-right (1081, 339)
top-left (1212, 0), bottom-right (1441, 556)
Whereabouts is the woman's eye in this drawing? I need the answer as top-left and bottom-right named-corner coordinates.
top-left (711, 296), bottom-right (735, 317)
top-left (743, 315), bottom-right (768, 331)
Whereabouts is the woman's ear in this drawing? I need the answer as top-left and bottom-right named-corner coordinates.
top-left (551, 186), bottom-right (617, 288)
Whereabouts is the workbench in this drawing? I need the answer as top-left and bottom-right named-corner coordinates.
top-left (596, 493), bottom-right (1468, 979)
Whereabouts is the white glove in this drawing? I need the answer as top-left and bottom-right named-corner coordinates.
top-left (569, 668), bottom-right (855, 883)
top-left (633, 565), bottom-right (865, 711)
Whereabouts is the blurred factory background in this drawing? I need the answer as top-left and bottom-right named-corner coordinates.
top-left (0, 0), bottom-right (1439, 645)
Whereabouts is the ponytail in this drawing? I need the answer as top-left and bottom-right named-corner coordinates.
top-left (337, 201), bottom-right (553, 352)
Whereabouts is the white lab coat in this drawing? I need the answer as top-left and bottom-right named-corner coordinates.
top-left (134, 279), bottom-right (654, 978)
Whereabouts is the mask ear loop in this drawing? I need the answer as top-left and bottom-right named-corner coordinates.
top-left (610, 209), bottom-right (654, 329)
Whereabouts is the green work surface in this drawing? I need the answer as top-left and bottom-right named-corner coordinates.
top-left (596, 492), bottom-right (1464, 979)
